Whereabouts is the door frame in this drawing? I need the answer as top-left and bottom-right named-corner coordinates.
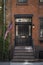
top-left (14, 14), bottom-right (33, 46)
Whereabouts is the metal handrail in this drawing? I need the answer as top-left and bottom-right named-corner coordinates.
top-left (32, 39), bottom-right (36, 59)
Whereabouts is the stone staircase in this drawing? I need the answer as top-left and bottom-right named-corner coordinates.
top-left (11, 46), bottom-right (38, 62)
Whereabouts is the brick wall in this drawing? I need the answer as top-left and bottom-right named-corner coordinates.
top-left (6, 0), bottom-right (43, 47)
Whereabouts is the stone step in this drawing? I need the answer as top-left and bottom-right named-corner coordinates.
top-left (14, 49), bottom-right (33, 53)
top-left (12, 59), bottom-right (38, 62)
top-left (15, 46), bottom-right (33, 50)
top-left (14, 52), bottom-right (34, 56)
top-left (12, 46), bottom-right (35, 62)
top-left (13, 55), bottom-right (34, 59)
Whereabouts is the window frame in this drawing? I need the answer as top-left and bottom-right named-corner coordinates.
top-left (39, 0), bottom-right (43, 3)
top-left (39, 17), bottom-right (43, 42)
top-left (16, 0), bottom-right (28, 5)
top-left (39, 0), bottom-right (43, 5)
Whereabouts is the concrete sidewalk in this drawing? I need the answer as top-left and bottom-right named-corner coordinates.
top-left (0, 62), bottom-right (43, 65)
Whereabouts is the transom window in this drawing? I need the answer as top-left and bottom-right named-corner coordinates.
top-left (16, 18), bottom-right (31, 22)
top-left (40, 18), bottom-right (43, 38)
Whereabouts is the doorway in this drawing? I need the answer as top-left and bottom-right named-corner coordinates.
top-left (15, 15), bottom-right (32, 46)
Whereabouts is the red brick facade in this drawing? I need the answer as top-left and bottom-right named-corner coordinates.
top-left (10, 0), bottom-right (43, 47)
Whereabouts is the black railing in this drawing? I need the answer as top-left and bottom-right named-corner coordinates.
top-left (32, 40), bottom-right (37, 59)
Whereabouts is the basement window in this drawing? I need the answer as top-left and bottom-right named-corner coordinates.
top-left (17, 0), bottom-right (28, 5)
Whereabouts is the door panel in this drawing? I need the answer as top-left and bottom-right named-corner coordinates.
top-left (29, 25), bottom-right (31, 36)
top-left (18, 24), bottom-right (29, 36)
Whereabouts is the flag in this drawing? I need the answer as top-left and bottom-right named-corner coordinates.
top-left (4, 22), bottom-right (13, 40)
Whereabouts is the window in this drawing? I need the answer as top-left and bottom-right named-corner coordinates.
top-left (17, 0), bottom-right (28, 5)
top-left (40, 18), bottom-right (43, 38)
top-left (39, 0), bottom-right (43, 2)
top-left (16, 18), bottom-right (31, 23)
top-left (17, 0), bottom-right (27, 3)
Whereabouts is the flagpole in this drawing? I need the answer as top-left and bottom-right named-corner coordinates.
top-left (3, 0), bottom-right (6, 59)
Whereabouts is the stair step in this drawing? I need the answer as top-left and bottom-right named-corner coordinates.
top-left (14, 52), bottom-right (34, 56)
top-left (13, 56), bottom-right (34, 59)
top-left (12, 59), bottom-right (37, 62)
top-left (11, 46), bottom-right (35, 62)
top-left (15, 46), bottom-right (33, 50)
top-left (14, 49), bottom-right (33, 53)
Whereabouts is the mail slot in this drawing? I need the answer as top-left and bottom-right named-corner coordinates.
top-left (21, 36), bottom-right (26, 38)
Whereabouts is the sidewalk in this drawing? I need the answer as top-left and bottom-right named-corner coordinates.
top-left (0, 62), bottom-right (43, 65)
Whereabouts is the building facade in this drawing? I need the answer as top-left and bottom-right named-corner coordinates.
top-left (6, 0), bottom-right (43, 60)
top-left (11, 0), bottom-right (43, 46)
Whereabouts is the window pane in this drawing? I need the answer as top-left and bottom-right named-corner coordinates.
top-left (40, 0), bottom-right (43, 2)
top-left (40, 18), bottom-right (43, 37)
top-left (40, 18), bottom-right (43, 29)
top-left (17, 0), bottom-right (27, 3)
top-left (40, 29), bottom-right (43, 37)
top-left (16, 18), bottom-right (31, 22)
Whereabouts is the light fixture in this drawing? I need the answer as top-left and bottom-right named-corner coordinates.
top-left (0, 6), bottom-right (2, 10)
top-left (32, 24), bottom-right (35, 28)
top-left (0, 6), bottom-right (2, 9)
